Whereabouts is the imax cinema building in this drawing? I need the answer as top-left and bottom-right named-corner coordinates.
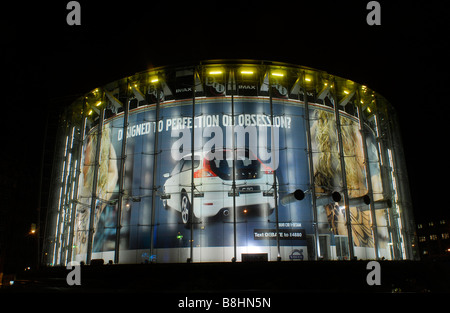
top-left (42, 60), bottom-right (417, 265)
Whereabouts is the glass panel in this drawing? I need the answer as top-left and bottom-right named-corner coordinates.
top-left (309, 73), bottom-right (348, 260)
top-left (375, 97), bottom-right (404, 260)
top-left (154, 69), bottom-right (195, 263)
top-left (54, 123), bottom-right (78, 265)
top-left (73, 106), bottom-right (103, 263)
top-left (90, 120), bottom-right (119, 262)
top-left (359, 86), bottom-right (393, 260)
top-left (336, 77), bottom-right (375, 260)
top-left (233, 95), bottom-right (274, 260)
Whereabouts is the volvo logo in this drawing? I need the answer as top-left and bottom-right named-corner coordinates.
top-left (289, 249), bottom-right (304, 260)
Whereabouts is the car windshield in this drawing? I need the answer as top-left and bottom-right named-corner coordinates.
top-left (207, 150), bottom-right (261, 180)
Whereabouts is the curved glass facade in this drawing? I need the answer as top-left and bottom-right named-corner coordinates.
top-left (43, 60), bottom-right (417, 265)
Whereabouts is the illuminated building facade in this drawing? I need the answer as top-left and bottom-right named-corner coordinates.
top-left (42, 60), bottom-right (417, 265)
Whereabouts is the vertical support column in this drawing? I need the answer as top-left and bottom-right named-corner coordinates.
top-left (231, 69), bottom-right (237, 262)
top-left (302, 81), bottom-right (320, 260)
top-left (114, 82), bottom-right (130, 264)
top-left (188, 68), bottom-right (196, 263)
top-left (60, 125), bottom-right (77, 265)
top-left (268, 74), bottom-right (281, 261)
top-left (381, 103), bottom-right (404, 259)
top-left (149, 80), bottom-right (161, 262)
top-left (374, 104), bottom-right (401, 260)
top-left (388, 140), bottom-right (407, 259)
top-left (86, 107), bottom-right (105, 264)
top-left (356, 90), bottom-right (379, 260)
top-left (332, 81), bottom-right (355, 260)
top-left (67, 113), bottom-right (87, 263)
top-left (53, 122), bottom-right (71, 265)
top-left (47, 117), bottom-right (66, 265)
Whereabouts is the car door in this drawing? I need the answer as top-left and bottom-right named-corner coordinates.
top-left (163, 159), bottom-right (183, 210)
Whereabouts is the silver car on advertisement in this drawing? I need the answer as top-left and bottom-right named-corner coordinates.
top-left (162, 148), bottom-right (277, 225)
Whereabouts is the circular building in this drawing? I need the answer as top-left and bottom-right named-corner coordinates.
top-left (43, 60), bottom-right (417, 265)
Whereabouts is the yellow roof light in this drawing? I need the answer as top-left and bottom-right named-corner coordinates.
top-left (271, 72), bottom-right (284, 77)
top-left (88, 109), bottom-right (93, 115)
top-left (150, 76), bottom-right (159, 83)
top-left (343, 90), bottom-right (349, 95)
top-left (240, 67), bottom-right (255, 75)
top-left (209, 71), bottom-right (222, 75)
top-left (95, 101), bottom-right (102, 106)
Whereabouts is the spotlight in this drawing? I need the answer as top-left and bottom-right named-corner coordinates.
top-left (280, 189), bottom-right (305, 205)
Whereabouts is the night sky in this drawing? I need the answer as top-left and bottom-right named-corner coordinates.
top-left (1, 0), bottom-right (448, 271)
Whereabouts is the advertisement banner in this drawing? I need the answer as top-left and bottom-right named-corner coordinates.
top-left (72, 96), bottom-right (387, 263)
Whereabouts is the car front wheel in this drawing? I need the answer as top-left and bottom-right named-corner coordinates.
top-left (181, 192), bottom-right (190, 225)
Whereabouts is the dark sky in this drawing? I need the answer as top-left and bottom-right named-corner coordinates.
top-left (1, 0), bottom-right (448, 269)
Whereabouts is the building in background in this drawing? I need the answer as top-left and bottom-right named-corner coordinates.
top-left (416, 218), bottom-right (450, 260)
top-left (42, 60), bottom-right (418, 265)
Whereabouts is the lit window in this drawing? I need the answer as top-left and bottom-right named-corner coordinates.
top-left (429, 222), bottom-right (434, 227)
top-left (419, 236), bottom-right (426, 242)
top-left (430, 234), bottom-right (438, 241)
top-left (440, 220), bottom-right (446, 225)
top-left (442, 233), bottom-right (450, 239)
top-left (418, 224), bottom-right (423, 229)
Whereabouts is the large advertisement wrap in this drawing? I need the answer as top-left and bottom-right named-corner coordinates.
top-left (72, 95), bottom-right (392, 263)
top-left (45, 63), bottom-right (417, 266)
